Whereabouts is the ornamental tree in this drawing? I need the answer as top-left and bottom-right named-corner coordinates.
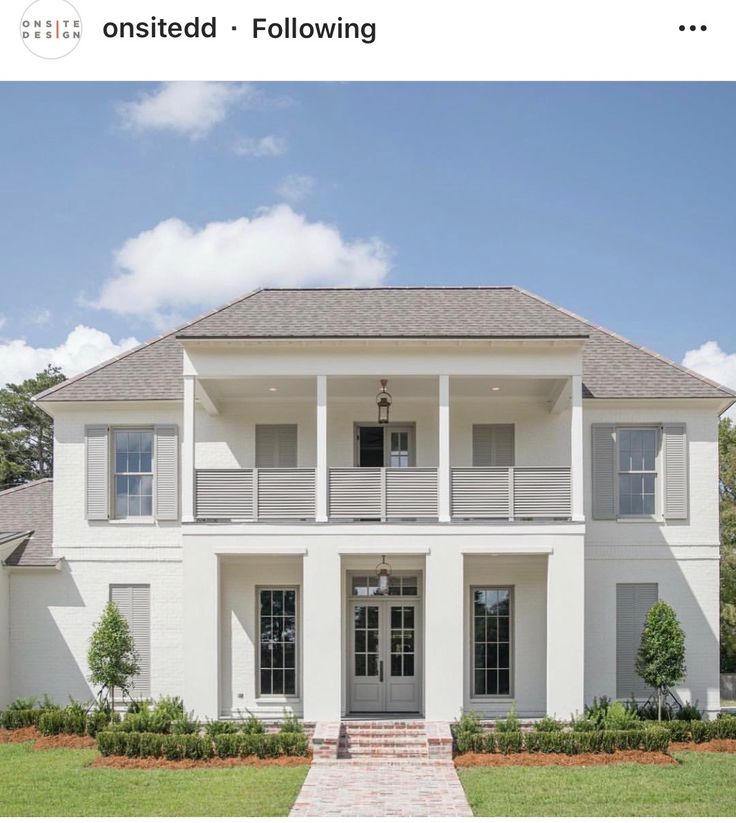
top-left (635, 600), bottom-right (686, 721)
top-left (87, 601), bottom-right (140, 716)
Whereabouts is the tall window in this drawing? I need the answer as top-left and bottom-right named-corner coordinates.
top-left (114, 430), bottom-right (153, 518)
top-left (473, 587), bottom-right (512, 697)
top-left (259, 588), bottom-right (297, 696)
top-left (618, 428), bottom-right (657, 516)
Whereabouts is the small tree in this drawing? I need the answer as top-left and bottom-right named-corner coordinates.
top-left (87, 602), bottom-right (140, 717)
top-left (636, 600), bottom-right (686, 721)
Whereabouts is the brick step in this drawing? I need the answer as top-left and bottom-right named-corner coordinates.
top-left (340, 735), bottom-right (428, 745)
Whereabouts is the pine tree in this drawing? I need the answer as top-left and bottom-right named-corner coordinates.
top-left (636, 600), bottom-right (686, 721)
top-left (87, 602), bottom-right (140, 715)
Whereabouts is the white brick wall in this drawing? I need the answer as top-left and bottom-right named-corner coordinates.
top-left (9, 558), bottom-right (183, 704)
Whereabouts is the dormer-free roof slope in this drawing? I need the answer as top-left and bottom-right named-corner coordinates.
top-left (0, 478), bottom-right (55, 567)
top-left (35, 287), bottom-right (735, 403)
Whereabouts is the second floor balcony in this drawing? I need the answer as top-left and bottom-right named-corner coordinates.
top-left (183, 373), bottom-right (584, 525)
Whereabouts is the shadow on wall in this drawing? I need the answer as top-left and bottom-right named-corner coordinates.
top-left (9, 562), bottom-right (94, 706)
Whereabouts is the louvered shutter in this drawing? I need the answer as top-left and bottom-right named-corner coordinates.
top-left (616, 583), bottom-right (658, 698)
top-left (591, 424), bottom-right (616, 520)
top-left (662, 424), bottom-right (688, 520)
top-left (154, 425), bottom-right (179, 521)
top-left (110, 584), bottom-right (151, 698)
top-left (85, 425), bottom-right (109, 521)
top-left (472, 424), bottom-right (515, 467)
top-left (256, 424), bottom-right (298, 468)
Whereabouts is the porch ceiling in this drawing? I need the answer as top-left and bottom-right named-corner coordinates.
top-left (199, 375), bottom-right (563, 404)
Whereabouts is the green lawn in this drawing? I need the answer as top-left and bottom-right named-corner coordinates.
top-left (458, 751), bottom-right (736, 816)
top-left (0, 743), bottom-right (308, 816)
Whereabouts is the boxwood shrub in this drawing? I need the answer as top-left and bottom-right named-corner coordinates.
top-left (96, 730), bottom-right (309, 760)
top-left (455, 727), bottom-right (671, 754)
top-left (0, 709), bottom-right (47, 729)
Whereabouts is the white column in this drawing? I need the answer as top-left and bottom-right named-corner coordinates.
top-left (182, 547), bottom-right (220, 718)
top-left (546, 541), bottom-right (585, 718)
top-left (316, 375), bottom-right (328, 522)
top-left (302, 549), bottom-right (341, 719)
top-left (182, 375), bottom-right (195, 523)
top-left (438, 374), bottom-right (451, 522)
top-left (425, 549), bottom-right (463, 719)
top-left (570, 374), bottom-right (584, 522)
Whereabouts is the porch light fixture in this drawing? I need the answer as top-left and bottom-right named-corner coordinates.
top-left (376, 379), bottom-right (392, 425)
top-left (376, 555), bottom-right (392, 595)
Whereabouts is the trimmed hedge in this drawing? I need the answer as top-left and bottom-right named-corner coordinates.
top-left (455, 727), bottom-right (671, 755)
top-left (38, 706), bottom-right (88, 737)
top-left (0, 709), bottom-right (47, 729)
top-left (96, 730), bottom-right (309, 760)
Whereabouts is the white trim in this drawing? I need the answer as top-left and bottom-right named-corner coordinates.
top-left (182, 375), bottom-right (195, 522)
top-left (438, 375), bottom-right (451, 522)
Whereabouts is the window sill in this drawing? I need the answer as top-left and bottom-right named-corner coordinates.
top-left (615, 516), bottom-right (663, 524)
top-left (255, 696), bottom-right (300, 703)
top-left (107, 517), bottom-right (156, 525)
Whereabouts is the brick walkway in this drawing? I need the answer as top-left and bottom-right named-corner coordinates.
top-left (289, 761), bottom-right (472, 817)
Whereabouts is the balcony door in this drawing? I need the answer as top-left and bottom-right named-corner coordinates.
top-left (355, 424), bottom-right (415, 467)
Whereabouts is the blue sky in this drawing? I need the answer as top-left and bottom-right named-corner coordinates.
top-left (0, 82), bottom-right (735, 391)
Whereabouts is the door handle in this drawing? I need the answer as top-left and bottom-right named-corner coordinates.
top-left (379, 660), bottom-right (384, 682)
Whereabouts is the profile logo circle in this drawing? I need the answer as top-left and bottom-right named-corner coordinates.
top-left (20, 0), bottom-right (82, 59)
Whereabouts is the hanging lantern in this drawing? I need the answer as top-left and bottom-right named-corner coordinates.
top-left (376, 379), bottom-right (392, 425)
top-left (376, 555), bottom-right (392, 595)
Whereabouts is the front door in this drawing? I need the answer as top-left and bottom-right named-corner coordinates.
top-left (349, 594), bottom-right (421, 713)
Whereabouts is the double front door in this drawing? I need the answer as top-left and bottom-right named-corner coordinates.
top-left (349, 598), bottom-right (421, 713)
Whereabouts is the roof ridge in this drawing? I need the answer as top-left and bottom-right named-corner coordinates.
top-left (0, 477), bottom-right (53, 497)
top-left (513, 286), bottom-right (736, 397)
top-left (34, 288), bottom-right (266, 402)
top-left (257, 286), bottom-right (516, 292)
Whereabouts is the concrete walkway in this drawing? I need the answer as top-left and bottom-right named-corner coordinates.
top-left (290, 760), bottom-right (473, 817)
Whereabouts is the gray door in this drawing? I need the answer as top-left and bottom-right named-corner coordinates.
top-left (349, 599), bottom-right (421, 713)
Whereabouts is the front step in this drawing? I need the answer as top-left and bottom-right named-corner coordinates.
top-left (329, 720), bottom-right (453, 761)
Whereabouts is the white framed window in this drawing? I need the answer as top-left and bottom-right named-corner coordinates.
top-left (617, 427), bottom-right (658, 517)
top-left (472, 586), bottom-right (513, 698)
top-left (257, 587), bottom-right (298, 696)
top-left (113, 429), bottom-right (154, 519)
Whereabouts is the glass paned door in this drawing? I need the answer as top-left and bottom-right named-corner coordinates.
top-left (388, 430), bottom-right (410, 467)
top-left (349, 599), bottom-right (421, 713)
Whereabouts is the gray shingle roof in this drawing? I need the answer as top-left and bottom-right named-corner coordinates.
top-left (35, 287), bottom-right (735, 402)
top-left (0, 479), bottom-right (55, 567)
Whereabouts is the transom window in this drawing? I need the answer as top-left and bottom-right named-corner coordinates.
top-left (114, 430), bottom-right (153, 518)
top-left (473, 587), bottom-right (512, 697)
top-left (351, 575), bottom-right (418, 596)
top-left (618, 427), bottom-right (658, 517)
top-left (258, 588), bottom-right (297, 696)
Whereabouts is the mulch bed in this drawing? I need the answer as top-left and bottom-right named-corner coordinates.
top-left (454, 750), bottom-right (676, 767)
top-left (0, 727), bottom-right (38, 744)
top-left (90, 755), bottom-right (312, 769)
top-left (670, 739), bottom-right (736, 753)
top-left (33, 734), bottom-right (96, 750)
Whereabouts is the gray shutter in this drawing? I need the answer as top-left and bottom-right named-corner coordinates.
top-left (256, 424), bottom-right (298, 468)
top-left (662, 424), bottom-right (688, 520)
top-left (154, 425), bottom-right (179, 521)
top-left (472, 424), bottom-right (515, 467)
top-left (591, 424), bottom-right (616, 520)
top-left (616, 583), bottom-right (658, 699)
top-left (85, 425), bottom-right (109, 521)
top-left (110, 584), bottom-right (151, 698)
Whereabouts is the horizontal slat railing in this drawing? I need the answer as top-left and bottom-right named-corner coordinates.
top-left (451, 466), bottom-right (572, 520)
top-left (195, 469), bottom-right (254, 519)
top-left (195, 468), bottom-right (315, 521)
top-left (257, 468), bottom-right (316, 520)
top-left (328, 467), bottom-right (438, 520)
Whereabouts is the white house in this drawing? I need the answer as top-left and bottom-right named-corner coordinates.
top-left (0, 286), bottom-right (732, 721)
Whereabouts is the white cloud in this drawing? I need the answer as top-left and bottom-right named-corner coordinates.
top-left (0, 316), bottom-right (5, 330)
top-left (233, 136), bottom-right (287, 157)
top-left (0, 326), bottom-right (139, 387)
top-left (276, 174), bottom-right (315, 203)
top-left (87, 205), bottom-right (392, 326)
top-left (118, 82), bottom-right (254, 140)
top-left (29, 308), bottom-right (51, 326)
top-left (682, 340), bottom-right (736, 419)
